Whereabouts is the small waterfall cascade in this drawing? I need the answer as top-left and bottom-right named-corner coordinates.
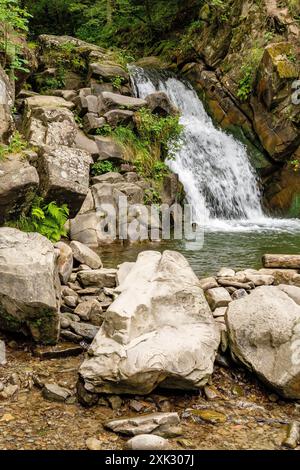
top-left (129, 66), bottom-right (265, 228)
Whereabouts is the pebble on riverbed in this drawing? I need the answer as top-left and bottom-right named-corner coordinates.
top-left (282, 421), bottom-right (300, 449)
top-left (125, 434), bottom-right (170, 450)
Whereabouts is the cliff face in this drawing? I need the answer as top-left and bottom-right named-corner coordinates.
top-left (171, 0), bottom-right (300, 215)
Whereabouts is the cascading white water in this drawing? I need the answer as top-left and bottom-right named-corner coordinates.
top-left (130, 66), bottom-right (264, 227)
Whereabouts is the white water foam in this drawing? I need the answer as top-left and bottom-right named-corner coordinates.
top-left (130, 66), bottom-right (300, 233)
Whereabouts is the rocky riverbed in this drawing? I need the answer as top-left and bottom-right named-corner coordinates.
top-left (1, 233), bottom-right (300, 450)
top-left (0, 336), bottom-right (299, 450)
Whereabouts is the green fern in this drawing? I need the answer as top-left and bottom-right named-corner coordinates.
top-left (8, 198), bottom-right (69, 243)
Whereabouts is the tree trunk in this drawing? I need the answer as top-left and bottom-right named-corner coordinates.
top-left (263, 254), bottom-right (300, 269)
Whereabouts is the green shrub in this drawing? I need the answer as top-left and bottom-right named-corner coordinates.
top-left (95, 124), bottom-right (113, 136)
top-left (112, 75), bottom-right (123, 90)
top-left (237, 66), bottom-right (253, 101)
top-left (109, 108), bottom-right (182, 179)
top-left (8, 198), bottom-right (69, 242)
top-left (237, 47), bottom-right (264, 101)
top-left (91, 160), bottom-right (118, 175)
top-left (0, 131), bottom-right (28, 160)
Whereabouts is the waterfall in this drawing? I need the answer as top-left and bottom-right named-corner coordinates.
top-left (130, 66), bottom-right (266, 229)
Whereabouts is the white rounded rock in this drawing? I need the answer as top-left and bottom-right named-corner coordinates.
top-left (126, 434), bottom-right (169, 450)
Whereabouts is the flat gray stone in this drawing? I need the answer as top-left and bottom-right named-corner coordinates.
top-left (42, 383), bottom-right (71, 402)
top-left (105, 412), bottom-right (180, 437)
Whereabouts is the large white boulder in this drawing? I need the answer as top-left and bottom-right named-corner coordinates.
top-left (78, 250), bottom-right (219, 399)
top-left (0, 228), bottom-right (60, 344)
top-left (226, 285), bottom-right (300, 399)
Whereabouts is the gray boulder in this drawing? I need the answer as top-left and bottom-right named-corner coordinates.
top-left (104, 109), bottom-right (134, 127)
top-left (145, 92), bottom-right (178, 117)
top-left (94, 136), bottom-right (124, 161)
top-left (70, 241), bottom-right (102, 269)
top-left (92, 172), bottom-right (124, 185)
top-left (88, 63), bottom-right (129, 83)
top-left (83, 113), bottom-right (106, 134)
top-left (226, 286), bottom-right (300, 399)
top-left (23, 101), bottom-right (77, 147)
top-left (99, 92), bottom-right (147, 112)
top-left (114, 182), bottom-right (144, 204)
top-left (0, 154), bottom-right (39, 224)
top-left (74, 130), bottom-right (99, 156)
top-left (0, 228), bottom-right (60, 344)
top-left (69, 183), bottom-right (123, 246)
top-left (77, 268), bottom-right (117, 288)
top-left (78, 250), bottom-right (219, 397)
top-left (38, 145), bottom-right (92, 216)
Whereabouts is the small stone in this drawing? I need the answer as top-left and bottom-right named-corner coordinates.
top-left (69, 321), bottom-right (99, 341)
top-left (0, 382), bottom-right (4, 392)
top-left (199, 277), bottom-right (218, 291)
top-left (60, 330), bottom-right (83, 343)
top-left (60, 312), bottom-right (80, 323)
top-left (76, 287), bottom-right (101, 296)
top-left (64, 296), bottom-right (78, 308)
top-left (269, 393), bottom-right (279, 402)
top-left (77, 268), bottom-right (117, 288)
top-left (204, 385), bottom-right (219, 400)
top-left (159, 400), bottom-right (171, 413)
top-left (126, 434), bottom-right (169, 450)
top-left (86, 437), bottom-right (102, 451)
top-left (8, 340), bottom-right (18, 350)
top-left (213, 307), bottom-right (227, 318)
top-left (74, 299), bottom-right (103, 322)
top-left (282, 422), bottom-right (300, 449)
top-left (0, 413), bottom-right (15, 422)
top-left (231, 385), bottom-right (244, 397)
top-left (1, 384), bottom-right (19, 398)
top-left (61, 286), bottom-right (78, 298)
top-left (69, 273), bottom-right (77, 283)
top-left (32, 375), bottom-right (45, 389)
top-left (60, 318), bottom-right (70, 329)
top-left (42, 383), bottom-right (71, 402)
top-left (107, 395), bottom-right (123, 410)
top-left (205, 287), bottom-right (231, 311)
top-left (33, 343), bottom-right (83, 360)
top-left (70, 241), bottom-right (102, 270)
top-left (231, 289), bottom-right (248, 300)
top-left (190, 409), bottom-right (227, 424)
top-left (129, 400), bottom-right (147, 413)
top-left (105, 412), bottom-right (180, 437)
top-left (217, 268), bottom-right (235, 277)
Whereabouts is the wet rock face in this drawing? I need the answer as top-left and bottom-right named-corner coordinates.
top-left (78, 250), bottom-right (220, 398)
top-left (226, 285), bottom-right (300, 399)
top-left (0, 66), bottom-right (14, 142)
top-left (0, 228), bottom-right (60, 344)
top-left (256, 42), bottom-right (299, 111)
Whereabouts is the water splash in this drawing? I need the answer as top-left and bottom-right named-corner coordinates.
top-left (129, 66), bottom-right (300, 233)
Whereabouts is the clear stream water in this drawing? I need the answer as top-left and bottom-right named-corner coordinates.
top-left (101, 67), bottom-right (300, 275)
